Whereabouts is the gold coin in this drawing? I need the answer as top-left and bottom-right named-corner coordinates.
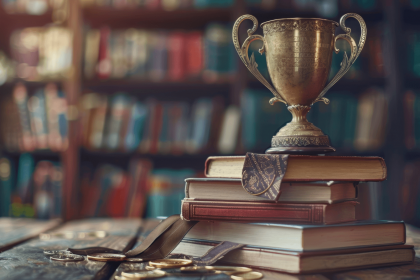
top-left (145, 266), bottom-right (158, 271)
top-left (115, 276), bottom-right (129, 280)
top-left (180, 266), bottom-right (221, 274)
top-left (87, 253), bottom-right (126, 262)
top-left (231, 271), bottom-right (263, 280)
top-left (125, 257), bottom-right (143, 263)
top-left (206, 266), bottom-right (252, 273)
top-left (121, 270), bottom-right (166, 279)
top-left (149, 259), bottom-right (192, 268)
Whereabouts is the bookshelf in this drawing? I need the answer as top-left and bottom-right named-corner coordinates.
top-left (0, 0), bottom-right (411, 221)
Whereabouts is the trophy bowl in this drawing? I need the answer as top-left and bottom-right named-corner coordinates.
top-left (233, 13), bottom-right (366, 154)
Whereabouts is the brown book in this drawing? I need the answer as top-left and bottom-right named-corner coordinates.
top-left (185, 220), bottom-right (405, 251)
top-left (185, 179), bottom-right (357, 204)
top-left (172, 241), bottom-right (414, 274)
top-left (205, 155), bottom-right (387, 181)
top-left (181, 200), bottom-right (356, 225)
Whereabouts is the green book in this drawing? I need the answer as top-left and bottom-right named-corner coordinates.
top-left (0, 157), bottom-right (13, 217)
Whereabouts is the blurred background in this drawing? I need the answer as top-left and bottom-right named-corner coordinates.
top-left (0, 0), bottom-right (416, 223)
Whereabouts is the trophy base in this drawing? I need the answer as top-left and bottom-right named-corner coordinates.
top-left (266, 145), bottom-right (336, 155)
top-left (265, 105), bottom-right (336, 155)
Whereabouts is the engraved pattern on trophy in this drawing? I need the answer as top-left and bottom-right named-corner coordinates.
top-left (232, 13), bottom-right (366, 154)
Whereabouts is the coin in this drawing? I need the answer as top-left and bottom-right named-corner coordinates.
top-left (180, 266), bottom-right (221, 274)
top-left (50, 254), bottom-right (84, 262)
top-left (145, 266), bottom-right (158, 271)
top-left (121, 270), bottom-right (166, 279)
top-left (206, 266), bottom-right (252, 275)
top-left (125, 257), bottom-right (144, 263)
top-left (43, 250), bottom-right (70, 256)
top-left (149, 259), bottom-right (193, 268)
top-left (231, 271), bottom-right (263, 280)
top-left (87, 253), bottom-right (127, 262)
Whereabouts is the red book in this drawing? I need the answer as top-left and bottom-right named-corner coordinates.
top-left (168, 32), bottom-right (186, 81)
top-left (186, 32), bottom-right (203, 77)
top-left (96, 27), bottom-right (111, 80)
top-left (181, 200), bottom-right (356, 225)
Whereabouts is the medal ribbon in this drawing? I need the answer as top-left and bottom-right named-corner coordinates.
top-left (68, 215), bottom-right (243, 265)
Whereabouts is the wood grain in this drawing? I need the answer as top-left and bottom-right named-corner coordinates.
top-left (0, 218), bottom-right (61, 252)
top-left (0, 218), bottom-right (141, 280)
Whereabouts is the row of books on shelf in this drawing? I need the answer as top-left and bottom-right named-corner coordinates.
top-left (9, 26), bottom-right (72, 81)
top-left (81, 0), bottom-right (233, 9)
top-left (79, 0), bottom-right (381, 13)
top-left (84, 24), bottom-right (234, 82)
top-left (0, 152), bottom-right (199, 219)
top-left (0, 83), bottom-right (68, 152)
top-left (0, 154), bottom-right (62, 219)
top-left (1, 85), bottom-right (387, 154)
top-left (79, 159), bottom-right (197, 218)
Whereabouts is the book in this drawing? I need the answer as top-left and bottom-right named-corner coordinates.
top-left (185, 220), bottom-right (405, 251)
top-left (181, 200), bottom-right (356, 225)
top-left (184, 179), bottom-right (357, 203)
top-left (205, 155), bottom-right (387, 181)
top-left (172, 240), bottom-right (414, 274)
top-left (27, 88), bottom-right (48, 150)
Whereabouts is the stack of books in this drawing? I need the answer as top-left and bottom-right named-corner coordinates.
top-left (173, 155), bottom-right (415, 274)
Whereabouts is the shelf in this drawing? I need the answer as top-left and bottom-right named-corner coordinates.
top-left (2, 150), bottom-right (61, 159)
top-left (80, 148), bottom-right (221, 170)
top-left (0, 8), bottom-right (53, 52)
top-left (82, 7), bottom-right (232, 29)
top-left (83, 78), bottom-right (233, 98)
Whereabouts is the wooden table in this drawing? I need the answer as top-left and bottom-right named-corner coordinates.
top-left (0, 219), bottom-right (419, 280)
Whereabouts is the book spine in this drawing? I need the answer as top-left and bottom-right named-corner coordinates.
top-left (181, 200), bottom-right (329, 224)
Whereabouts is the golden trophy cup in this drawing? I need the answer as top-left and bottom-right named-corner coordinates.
top-left (233, 13), bottom-right (366, 154)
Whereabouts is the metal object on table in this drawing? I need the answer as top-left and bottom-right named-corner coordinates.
top-left (231, 271), bottom-right (263, 280)
top-left (40, 230), bottom-right (107, 240)
top-left (120, 270), bottom-right (166, 279)
top-left (43, 249), bottom-right (71, 256)
top-left (205, 266), bottom-right (252, 275)
top-left (149, 259), bottom-right (193, 268)
top-left (125, 257), bottom-right (144, 263)
top-left (87, 253), bottom-right (127, 262)
top-left (50, 253), bottom-right (85, 262)
top-left (232, 13), bottom-right (367, 154)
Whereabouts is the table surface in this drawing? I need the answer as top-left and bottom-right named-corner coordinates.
top-left (0, 218), bottom-right (420, 280)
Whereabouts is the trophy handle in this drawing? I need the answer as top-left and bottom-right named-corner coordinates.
top-left (233, 14), bottom-right (287, 105)
top-left (313, 13), bottom-right (367, 105)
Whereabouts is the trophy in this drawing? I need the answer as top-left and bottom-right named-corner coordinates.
top-left (233, 13), bottom-right (366, 154)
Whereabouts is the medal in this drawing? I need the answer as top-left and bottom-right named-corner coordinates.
top-left (231, 271), bottom-right (263, 280)
top-left (87, 253), bottom-right (127, 262)
top-left (149, 259), bottom-right (192, 268)
top-left (50, 254), bottom-right (84, 262)
top-left (121, 270), bottom-right (166, 279)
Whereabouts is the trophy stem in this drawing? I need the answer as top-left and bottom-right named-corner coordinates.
top-left (265, 105), bottom-right (336, 155)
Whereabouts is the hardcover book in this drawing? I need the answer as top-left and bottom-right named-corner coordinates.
top-left (181, 200), bottom-right (356, 225)
top-left (205, 155), bottom-right (387, 181)
top-left (172, 241), bottom-right (414, 274)
top-left (185, 220), bottom-right (405, 251)
top-left (185, 178), bottom-right (357, 204)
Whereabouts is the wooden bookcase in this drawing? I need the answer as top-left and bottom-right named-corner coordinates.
top-left (0, 0), bottom-right (408, 221)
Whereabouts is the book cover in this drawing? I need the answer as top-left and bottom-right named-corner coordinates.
top-left (181, 200), bottom-right (356, 224)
